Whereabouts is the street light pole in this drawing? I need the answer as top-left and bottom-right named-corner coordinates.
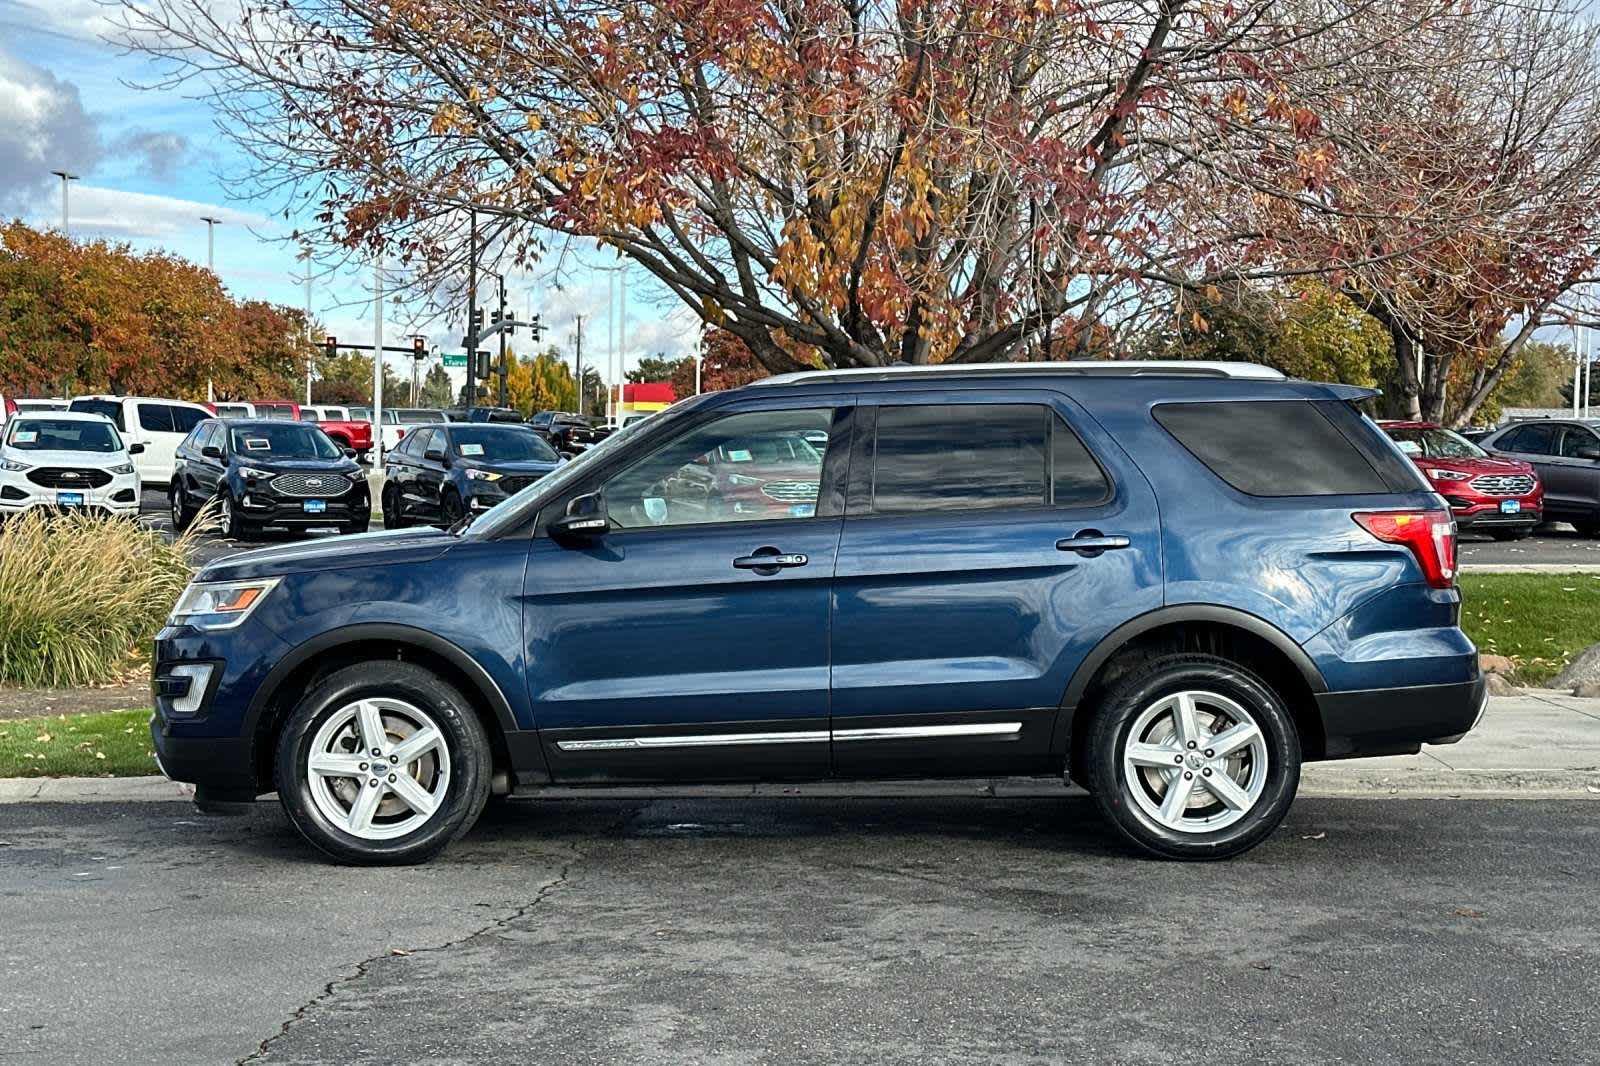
top-left (201, 216), bottom-right (222, 403)
top-left (574, 315), bottom-right (585, 416)
top-left (50, 171), bottom-right (78, 234)
top-left (373, 255), bottom-right (385, 463)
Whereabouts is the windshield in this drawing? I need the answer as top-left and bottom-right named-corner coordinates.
top-left (451, 426), bottom-right (558, 462)
top-left (6, 418), bottom-right (122, 452)
top-left (469, 394), bottom-right (716, 538)
top-left (1385, 426), bottom-right (1486, 459)
top-left (229, 423), bottom-right (341, 459)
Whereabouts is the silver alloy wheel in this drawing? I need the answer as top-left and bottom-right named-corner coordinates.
top-left (218, 493), bottom-right (232, 530)
top-left (306, 697), bottom-right (452, 841)
top-left (1121, 690), bottom-right (1269, 835)
top-left (171, 487), bottom-right (183, 526)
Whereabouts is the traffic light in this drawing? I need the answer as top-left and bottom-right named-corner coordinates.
top-left (471, 308), bottom-right (485, 333)
top-left (528, 314), bottom-right (542, 343)
top-left (412, 335), bottom-right (425, 356)
top-left (324, 335), bottom-right (337, 359)
top-left (505, 311), bottom-right (517, 336)
top-left (474, 351), bottom-right (491, 378)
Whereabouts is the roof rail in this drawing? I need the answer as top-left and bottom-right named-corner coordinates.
top-left (750, 360), bottom-right (1286, 387)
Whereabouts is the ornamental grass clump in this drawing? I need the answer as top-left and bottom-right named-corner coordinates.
top-left (0, 511), bottom-right (195, 687)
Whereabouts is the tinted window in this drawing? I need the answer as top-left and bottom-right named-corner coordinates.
top-left (398, 409), bottom-right (443, 423)
top-left (408, 428), bottom-right (436, 456)
top-left (1560, 426), bottom-right (1600, 458)
top-left (5, 418), bottom-right (121, 452)
top-left (450, 426), bottom-right (558, 462)
top-left (68, 399), bottom-right (125, 431)
top-left (1498, 423), bottom-right (1559, 456)
top-left (1155, 401), bottom-right (1392, 496)
top-left (228, 423), bottom-right (340, 459)
top-left (872, 404), bottom-right (1066, 513)
top-left (137, 404), bottom-right (175, 433)
top-left (171, 406), bottom-right (207, 433)
top-left (530, 412), bottom-right (553, 427)
top-left (603, 408), bottom-right (832, 528)
top-left (190, 422), bottom-right (218, 451)
top-left (299, 409), bottom-right (320, 422)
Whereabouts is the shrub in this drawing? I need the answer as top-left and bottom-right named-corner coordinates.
top-left (0, 512), bottom-right (195, 688)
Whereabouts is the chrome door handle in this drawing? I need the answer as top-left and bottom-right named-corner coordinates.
top-left (1056, 532), bottom-right (1131, 555)
top-left (733, 551), bottom-right (809, 571)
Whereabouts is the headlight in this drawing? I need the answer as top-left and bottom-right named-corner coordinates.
top-left (726, 473), bottom-right (763, 486)
top-left (1, 459), bottom-right (29, 472)
top-left (168, 578), bottom-right (280, 631)
top-left (464, 468), bottom-right (502, 481)
top-left (238, 466), bottom-right (273, 480)
top-left (1422, 468), bottom-right (1471, 482)
top-left (110, 462), bottom-right (135, 476)
top-left (346, 469), bottom-right (367, 482)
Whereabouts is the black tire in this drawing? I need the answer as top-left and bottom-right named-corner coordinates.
top-left (169, 481), bottom-right (195, 532)
top-left (1490, 527), bottom-right (1533, 542)
top-left (274, 661), bottom-right (492, 865)
top-left (1575, 521), bottom-right (1600, 538)
top-left (1084, 653), bottom-right (1301, 861)
top-left (381, 485), bottom-right (404, 529)
top-left (440, 488), bottom-right (466, 528)
top-left (217, 491), bottom-right (257, 541)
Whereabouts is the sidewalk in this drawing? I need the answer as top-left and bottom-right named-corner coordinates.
top-left (2, 694), bottom-right (1597, 803)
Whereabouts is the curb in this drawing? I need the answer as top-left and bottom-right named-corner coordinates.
top-left (3, 771), bottom-right (1596, 805)
top-left (1460, 563), bottom-right (1600, 574)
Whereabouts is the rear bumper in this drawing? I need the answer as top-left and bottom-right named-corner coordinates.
top-left (1314, 674), bottom-right (1487, 759)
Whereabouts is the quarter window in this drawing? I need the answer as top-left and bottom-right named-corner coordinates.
top-left (171, 406), bottom-right (207, 434)
top-left (137, 404), bottom-right (175, 433)
top-left (1559, 427), bottom-right (1600, 458)
top-left (601, 408), bottom-right (833, 529)
top-left (1154, 401), bottom-right (1393, 496)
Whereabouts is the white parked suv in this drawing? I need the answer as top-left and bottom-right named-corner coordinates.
top-left (0, 411), bottom-right (143, 517)
top-left (66, 396), bottom-right (210, 487)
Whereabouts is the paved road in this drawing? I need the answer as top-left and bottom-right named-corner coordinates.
top-left (2, 795), bottom-right (1596, 1065)
top-left (139, 489), bottom-right (365, 568)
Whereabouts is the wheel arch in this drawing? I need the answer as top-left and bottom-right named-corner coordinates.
top-left (245, 623), bottom-right (523, 793)
top-left (1056, 605), bottom-right (1328, 781)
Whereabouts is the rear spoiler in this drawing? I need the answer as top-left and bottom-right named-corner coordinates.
top-left (1323, 384), bottom-right (1381, 403)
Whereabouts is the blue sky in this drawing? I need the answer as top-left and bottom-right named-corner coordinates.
top-left (0, 0), bottom-right (696, 397)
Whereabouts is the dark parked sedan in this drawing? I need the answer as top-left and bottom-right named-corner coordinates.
top-left (170, 418), bottom-right (370, 539)
top-left (381, 422), bottom-right (562, 528)
top-left (1479, 418), bottom-right (1600, 536)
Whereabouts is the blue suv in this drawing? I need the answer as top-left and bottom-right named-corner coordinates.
top-left (151, 362), bottom-right (1484, 864)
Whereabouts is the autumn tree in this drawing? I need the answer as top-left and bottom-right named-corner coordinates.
top-left (120, 0), bottom-right (1511, 375)
top-left (417, 362), bottom-right (455, 407)
top-left (313, 351), bottom-right (403, 405)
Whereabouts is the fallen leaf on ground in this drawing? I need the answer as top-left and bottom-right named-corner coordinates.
top-left (1454, 907), bottom-right (1485, 919)
top-left (390, 948), bottom-right (412, 957)
top-left (1302, 831), bottom-right (1327, 840)
top-left (1249, 961), bottom-right (1273, 971)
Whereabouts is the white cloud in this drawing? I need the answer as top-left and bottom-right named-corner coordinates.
top-left (0, 47), bottom-right (101, 212)
top-left (66, 183), bottom-right (269, 239)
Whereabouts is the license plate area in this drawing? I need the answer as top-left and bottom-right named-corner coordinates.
top-left (303, 499), bottom-right (327, 513)
top-left (56, 492), bottom-right (85, 506)
top-left (1500, 499), bottom-right (1521, 514)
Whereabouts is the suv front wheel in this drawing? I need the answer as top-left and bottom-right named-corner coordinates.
top-left (1084, 653), bottom-right (1301, 860)
top-left (275, 661), bottom-right (492, 865)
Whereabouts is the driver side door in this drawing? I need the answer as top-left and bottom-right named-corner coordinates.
top-left (522, 399), bottom-right (852, 783)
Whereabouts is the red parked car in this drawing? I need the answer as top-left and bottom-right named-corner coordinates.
top-left (1378, 420), bottom-right (1542, 540)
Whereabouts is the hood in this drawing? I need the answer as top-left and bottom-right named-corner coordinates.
top-left (468, 458), bottom-right (561, 476)
top-left (1, 447), bottom-right (129, 469)
top-left (234, 456), bottom-right (361, 475)
top-left (1413, 455), bottom-right (1532, 476)
top-left (197, 526), bottom-right (453, 582)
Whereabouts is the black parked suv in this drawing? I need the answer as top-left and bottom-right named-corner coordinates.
top-left (1479, 418), bottom-right (1600, 536)
top-left (381, 422), bottom-right (563, 528)
top-left (170, 419), bottom-right (370, 539)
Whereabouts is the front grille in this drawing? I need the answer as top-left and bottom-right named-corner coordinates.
top-left (26, 467), bottom-right (112, 489)
top-left (499, 474), bottom-right (540, 494)
top-left (761, 479), bottom-right (820, 503)
top-left (268, 472), bottom-right (351, 498)
top-left (1470, 473), bottom-right (1535, 497)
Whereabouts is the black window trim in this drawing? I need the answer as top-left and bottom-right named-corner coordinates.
top-left (846, 398), bottom-right (1115, 518)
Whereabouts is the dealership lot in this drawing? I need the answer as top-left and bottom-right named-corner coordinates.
top-left (0, 795), bottom-right (1596, 1065)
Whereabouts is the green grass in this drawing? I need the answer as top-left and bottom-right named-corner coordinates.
top-left (0, 709), bottom-right (157, 778)
top-left (1459, 573), bottom-right (1600, 685)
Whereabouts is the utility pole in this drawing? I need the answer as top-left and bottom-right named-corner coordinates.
top-left (574, 315), bottom-right (585, 416)
top-left (466, 209), bottom-right (478, 413)
top-left (51, 171), bottom-right (78, 234)
top-left (373, 255), bottom-right (385, 463)
top-left (618, 265), bottom-right (627, 422)
top-left (299, 245), bottom-right (314, 404)
top-left (201, 216), bottom-right (222, 403)
top-left (1576, 325), bottom-right (1584, 418)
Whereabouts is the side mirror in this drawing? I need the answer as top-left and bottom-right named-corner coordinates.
top-left (424, 448), bottom-right (445, 462)
top-left (550, 492), bottom-right (609, 539)
top-left (559, 450), bottom-right (577, 461)
top-left (201, 445), bottom-right (222, 459)
top-left (343, 447), bottom-right (358, 459)
top-left (1578, 447), bottom-right (1600, 462)
top-left (126, 443), bottom-right (145, 455)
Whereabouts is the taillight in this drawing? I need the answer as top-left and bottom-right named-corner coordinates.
top-left (2, 397), bottom-right (15, 421)
top-left (1353, 510), bottom-right (1457, 589)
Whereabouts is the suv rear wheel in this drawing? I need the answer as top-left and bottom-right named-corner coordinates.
top-left (1084, 653), bottom-right (1300, 860)
top-left (274, 661), bottom-right (492, 865)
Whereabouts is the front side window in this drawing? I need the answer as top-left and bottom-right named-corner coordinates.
top-left (869, 403), bottom-right (1106, 513)
top-left (1499, 424), bottom-right (1558, 455)
top-left (228, 423), bottom-right (340, 459)
top-left (601, 408), bottom-right (833, 529)
top-left (5, 418), bottom-right (122, 452)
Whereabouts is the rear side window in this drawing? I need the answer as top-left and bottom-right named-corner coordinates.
top-left (1154, 401), bottom-right (1395, 497)
top-left (137, 404), bottom-right (175, 433)
top-left (172, 406), bottom-right (207, 433)
top-left (869, 404), bottom-right (1109, 514)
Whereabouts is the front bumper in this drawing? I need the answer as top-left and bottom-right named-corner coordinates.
top-left (0, 477), bottom-right (140, 516)
top-left (150, 715), bottom-right (257, 801)
top-left (235, 485), bottom-right (370, 526)
top-left (1314, 673), bottom-right (1487, 759)
top-left (1449, 500), bottom-right (1540, 529)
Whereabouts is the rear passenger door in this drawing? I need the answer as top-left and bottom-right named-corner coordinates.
top-left (829, 391), bottom-right (1162, 778)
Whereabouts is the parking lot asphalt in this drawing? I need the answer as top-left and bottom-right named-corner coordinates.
top-left (1, 795), bottom-right (1596, 1065)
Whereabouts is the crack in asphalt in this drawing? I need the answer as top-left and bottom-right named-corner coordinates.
top-left (236, 846), bottom-right (583, 1065)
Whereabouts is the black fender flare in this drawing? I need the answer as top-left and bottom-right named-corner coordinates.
top-left (1052, 604), bottom-right (1327, 756)
top-left (244, 622), bottom-right (520, 747)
